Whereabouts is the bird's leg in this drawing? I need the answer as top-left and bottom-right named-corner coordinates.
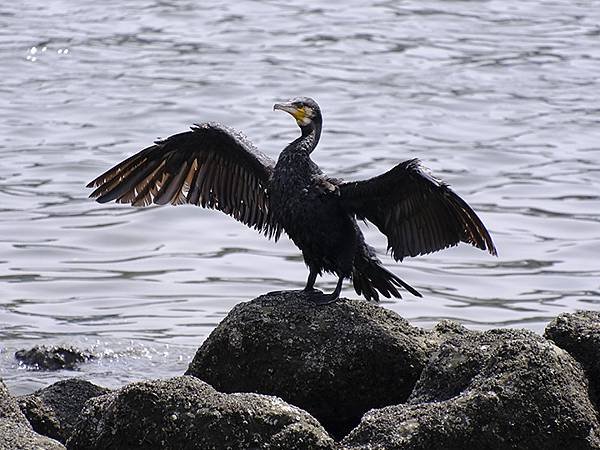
top-left (267, 268), bottom-right (321, 297)
top-left (329, 275), bottom-right (344, 300)
top-left (308, 276), bottom-right (344, 305)
top-left (303, 267), bottom-right (319, 293)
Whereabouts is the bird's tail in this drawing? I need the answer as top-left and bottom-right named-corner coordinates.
top-left (352, 250), bottom-right (422, 302)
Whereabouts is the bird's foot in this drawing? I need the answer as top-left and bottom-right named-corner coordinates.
top-left (266, 290), bottom-right (289, 296)
top-left (305, 290), bottom-right (340, 305)
top-left (265, 288), bottom-right (339, 305)
top-left (302, 287), bottom-right (321, 295)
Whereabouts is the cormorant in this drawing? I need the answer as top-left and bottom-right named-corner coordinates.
top-left (88, 97), bottom-right (496, 304)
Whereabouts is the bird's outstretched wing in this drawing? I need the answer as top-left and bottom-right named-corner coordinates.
top-left (87, 122), bottom-right (281, 239)
top-left (339, 159), bottom-right (496, 261)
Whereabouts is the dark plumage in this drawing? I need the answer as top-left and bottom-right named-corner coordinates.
top-left (88, 97), bottom-right (497, 303)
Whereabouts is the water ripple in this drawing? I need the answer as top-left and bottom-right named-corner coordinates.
top-left (1, 0), bottom-right (600, 392)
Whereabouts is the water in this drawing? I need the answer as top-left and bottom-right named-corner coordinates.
top-left (1, 0), bottom-right (599, 395)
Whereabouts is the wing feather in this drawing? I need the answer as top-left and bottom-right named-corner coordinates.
top-left (87, 122), bottom-right (281, 239)
top-left (339, 159), bottom-right (496, 261)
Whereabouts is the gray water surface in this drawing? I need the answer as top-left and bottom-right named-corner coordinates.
top-left (1, 0), bottom-right (600, 394)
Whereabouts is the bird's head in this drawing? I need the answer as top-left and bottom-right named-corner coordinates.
top-left (273, 97), bottom-right (322, 130)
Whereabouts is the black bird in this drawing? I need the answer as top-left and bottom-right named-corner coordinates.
top-left (88, 97), bottom-right (496, 304)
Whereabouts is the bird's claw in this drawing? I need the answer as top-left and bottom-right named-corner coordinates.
top-left (305, 291), bottom-right (339, 305)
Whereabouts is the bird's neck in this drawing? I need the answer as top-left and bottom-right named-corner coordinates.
top-left (278, 121), bottom-right (322, 164)
top-left (299, 121), bottom-right (321, 153)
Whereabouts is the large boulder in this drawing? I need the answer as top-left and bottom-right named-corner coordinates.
top-left (342, 327), bottom-right (600, 449)
top-left (67, 376), bottom-right (334, 450)
top-left (18, 378), bottom-right (110, 443)
top-left (185, 291), bottom-right (437, 437)
top-left (0, 379), bottom-right (65, 450)
top-left (545, 311), bottom-right (600, 409)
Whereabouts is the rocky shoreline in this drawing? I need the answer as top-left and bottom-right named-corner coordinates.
top-left (2, 291), bottom-right (599, 449)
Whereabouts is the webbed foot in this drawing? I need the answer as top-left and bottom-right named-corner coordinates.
top-left (306, 290), bottom-right (340, 305)
top-left (302, 287), bottom-right (321, 295)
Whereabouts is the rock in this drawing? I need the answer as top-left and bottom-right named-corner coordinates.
top-left (0, 421), bottom-right (66, 450)
top-left (0, 379), bottom-right (65, 450)
top-left (185, 291), bottom-right (436, 438)
top-left (67, 376), bottom-right (334, 450)
top-left (408, 324), bottom-right (499, 403)
top-left (0, 379), bottom-right (29, 425)
top-left (545, 311), bottom-right (600, 408)
top-left (15, 345), bottom-right (94, 370)
top-left (342, 328), bottom-right (600, 450)
top-left (18, 378), bottom-right (110, 443)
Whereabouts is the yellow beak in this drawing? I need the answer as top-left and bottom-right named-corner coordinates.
top-left (274, 103), bottom-right (306, 121)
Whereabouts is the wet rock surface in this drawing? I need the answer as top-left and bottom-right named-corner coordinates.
top-left (4, 296), bottom-right (600, 449)
top-left (186, 291), bottom-right (437, 438)
top-left (342, 327), bottom-right (600, 450)
top-left (15, 345), bottom-right (94, 370)
top-left (0, 379), bottom-right (65, 450)
top-left (0, 379), bottom-right (29, 425)
top-left (18, 378), bottom-right (110, 444)
top-left (67, 375), bottom-right (334, 450)
top-left (0, 421), bottom-right (66, 450)
top-left (545, 311), bottom-right (600, 409)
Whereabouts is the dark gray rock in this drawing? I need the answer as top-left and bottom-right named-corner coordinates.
top-left (15, 345), bottom-right (94, 370)
top-left (185, 291), bottom-right (437, 438)
top-left (18, 378), bottom-right (110, 443)
top-left (0, 379), bottom-right (65, 450)
top-left (343, 328), bottom-right (600, 450)
top-left (545, 311), bottom-right (600, 409)
top-left (67, 376), bottom-right (334, 450)
top-left (0, 379), bottom-right (28, 425)
top-left (408, 325), bottom-right (506, 403)
top-left (0, 421), bottom-right (66, 450)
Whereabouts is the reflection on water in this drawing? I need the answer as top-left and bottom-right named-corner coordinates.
top-left (1, 0), bottom-right (600, 393)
